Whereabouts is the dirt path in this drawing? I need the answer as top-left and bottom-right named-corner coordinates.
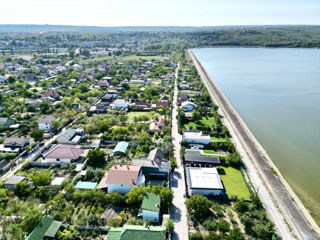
top-left (170, 64), bottom-right (189, 240)
top-left (188, 49), bottom-right (320, 240)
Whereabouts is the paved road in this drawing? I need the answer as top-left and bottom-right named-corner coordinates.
top-left (170, 64), bottom-right (189, 240)
top-left (189, 50), bottom-right (320, 240)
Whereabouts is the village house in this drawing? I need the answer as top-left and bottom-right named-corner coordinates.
top-left (139, 193), bottom-right (161, 223)
top-left (181, 101), bottom-right (197, 112)
top-left (0, 137), bottom-right (29, 153)
top-left (0, 117), bottom-right (13, 128)
top-left (186, 167), bottom-right (226, 197)
top-left (107, 225), bottom-right (166, 240)
top-left (132, 148), bottom-right (171, 178)
top-left (43, 90), bottom-right (60, 100)
top-left (38, 115), bottom-right (56, 132)
top-left (42, 144), bottom-right (85, 164)
top-left (26, 216), bottom-right (62, 240)
top-left (56, 128), bottom-right (84, 144)
top-left (112, 99), bottom-right (128, 109)
top-left (0, 160), bottom-right (10, 176)
top-left (3, 175), bottom-right (26, 190)
top-left (182, 130), bottom-right (211, 146)
top-left (101, 165), bottom-right (145, 194)
top-left (98, 80), bottom-right (109, 88)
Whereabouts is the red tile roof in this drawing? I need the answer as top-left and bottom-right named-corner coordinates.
top-left (106, 165), bottom-right (141, 185)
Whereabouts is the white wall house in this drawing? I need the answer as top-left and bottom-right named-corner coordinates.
top-left (112, 99), bottom-right (128, 109)
top-left (181, 101), bottom-right (197, 112)
top-left (182, 131), bottom-right (211, 145)
top-left (42, 144), bottom-right (84, 165)
top-left (38, 115), bottom-right (56, 132)
top-left (106, 165), bottom-right (145, 194)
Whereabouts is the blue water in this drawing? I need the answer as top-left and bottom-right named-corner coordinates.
top-left (193, 47), bottom-right (320, 223)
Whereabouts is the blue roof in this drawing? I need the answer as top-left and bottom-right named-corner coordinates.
top-left (75, 181), bottom-right (97, 190)
top-left (113, 141), bottom-right (129, 154)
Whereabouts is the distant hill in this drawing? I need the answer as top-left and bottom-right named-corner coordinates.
top-left (0, 24), bottom-right (308, 33)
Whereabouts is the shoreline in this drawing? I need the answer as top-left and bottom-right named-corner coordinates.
top-left (188, 49), bottom-right (320, 239)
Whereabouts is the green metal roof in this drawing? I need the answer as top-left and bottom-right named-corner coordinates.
top-left (141, 193), bottom-right (160, 212)
top-left (107, 228), bottom-right (122, 240)
top-left (113, 141), bottom-right (129, 154)
top-left (75, 181), bottom-right (98, 190)
top-left (26, 216), bottom-right (62, 240)
top-left (107, 225), bottom-right (166, 240)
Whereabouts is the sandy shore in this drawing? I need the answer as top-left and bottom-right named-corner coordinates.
top-left (188, 49), bottom-right (320, 240)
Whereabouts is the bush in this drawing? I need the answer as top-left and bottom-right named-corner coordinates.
top-left (217, 220), bottom-right (230, 233)
top-left (107, 217), bottom-right (122, 227)
top-left (189, 232), bottom-right (204, 240)
top-left (203, 219), bottom-right (217, 231)
top-left (165, 218), bottom-right (174, 234)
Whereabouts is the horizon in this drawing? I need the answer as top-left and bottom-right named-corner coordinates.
top-left (1, 0), bottom-right (320, 26)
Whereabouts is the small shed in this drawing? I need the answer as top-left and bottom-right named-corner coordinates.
top-left (26, 215), bottom-right (62, 240)
top-left (51, 177), bottom-right (65, 186)
top-left (4, 175), bottom-right (26, 190)
top-left (139, 193), bottom-right (160, 223)
top-left (113, 141), bottom-right (129, 156)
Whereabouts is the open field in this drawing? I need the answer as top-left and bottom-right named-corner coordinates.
top-left (127, 111), bottom-right (159, 122)
top-left (218, 167), bottom-right (251, 200)
top-left (184, 117), bottom-right (216, 129)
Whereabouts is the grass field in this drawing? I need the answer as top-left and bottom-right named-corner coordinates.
top-left (210, 136), bottom-right (228, 142)
top-left (127, 111), bottom-right (159, 122)
top-left (203, 149), bottom-right (216, 154)
top-left (184, 117), bottom-right (216, 129)
top-left (218, 166), bottom-right (251, 200)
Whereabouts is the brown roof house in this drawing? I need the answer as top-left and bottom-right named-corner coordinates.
top-left (0, 137), bottom-right (29, 153)
top-left (100, 165), bottom-right (145, 194)
top-left (43, 144), bottom-right (85, 165)
top-left (43, 91), bottom-right (60, 100)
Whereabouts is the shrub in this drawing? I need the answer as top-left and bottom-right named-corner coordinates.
top-left (217, 220), bottom-right (230, 233)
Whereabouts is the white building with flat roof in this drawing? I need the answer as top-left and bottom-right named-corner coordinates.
top-left (186, 167), bottom-right (225, 197)
top-left (182, 131), bottom-right (211, 145)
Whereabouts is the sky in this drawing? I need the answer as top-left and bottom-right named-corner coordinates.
top-left (0, 0), bottom-right (320, 26)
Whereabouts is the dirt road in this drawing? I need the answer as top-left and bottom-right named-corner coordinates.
top-left (170, 64), bottom-right (189, 240)
top-left (188, 49), bottom-right (320, 240)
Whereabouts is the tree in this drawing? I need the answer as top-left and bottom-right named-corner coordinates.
top-left (87, 149), bottom-right (106, 167)
top-left (187, 194), bottom-right (212, 222)
top-left (126, 186), bottom-right (146, 205)
top-left (165, 218), bottom-right (174, 235)
top-left (189, 232), bottom-right (204, 240)
top-left (8, 76), bottom-right (16, 84)
top-left (39, 101), bottom-right (51, 114)
top-left (31, 169), bottom-right (51, 186)
top-left (21, 208), bottom-right (42, 233)
top-left (147, 185), bottom-right (174, 210)
top-left (69, 50), bottom-right (75, 58)
top-left (30, 129), bottom-right (44, 142)
top-left (192, 110), bottom-right (201, 122)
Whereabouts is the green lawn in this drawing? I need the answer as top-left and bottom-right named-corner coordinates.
top-left (184, 117), bottom-right (216, 129)
top-left (210, 136), bottom-right (228, 142)
top-left (127, 111), bottom-right (159, 122)
top-left (218, 166), bottom-right (251, 200)
top-left (203, 149), bottom-right (216, 154)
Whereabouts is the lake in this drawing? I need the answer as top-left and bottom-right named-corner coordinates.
top-left (193, 47), bottom-right (320, 224)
